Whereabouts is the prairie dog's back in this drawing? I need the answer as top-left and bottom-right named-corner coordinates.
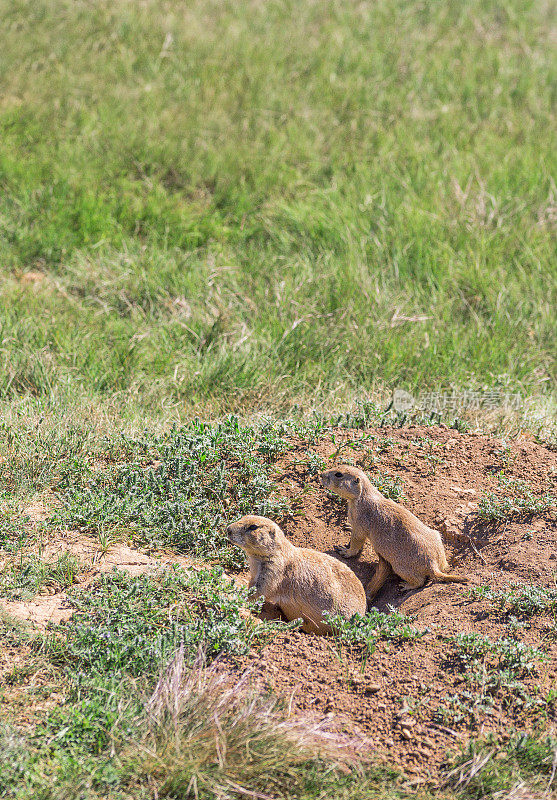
top-left (364, 494), bottom-right (449, 570)
top-left (280, 546), bottom-right (366, 619)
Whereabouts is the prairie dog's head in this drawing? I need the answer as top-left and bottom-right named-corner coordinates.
top-left (320, 465), bottom-right (366, 500)
top-left (226, 515), bottom-right (285, 558)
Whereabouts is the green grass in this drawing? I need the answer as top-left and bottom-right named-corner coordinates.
top-left (446, 734), bottom-right (557, 799)
top-left (49, 567), bottom-right (279, 680)
top-left (0, 552), bottom-right (81, 599)
top-left (0, 567), bottom-right (299, 798)
top-left (0, 0), bottom-right (555, 425)
top-left (0, 569), bottom-right (429, 800)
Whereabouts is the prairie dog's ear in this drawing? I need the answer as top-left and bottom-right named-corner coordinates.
top-left (353, 476), bottom-right (360, 483)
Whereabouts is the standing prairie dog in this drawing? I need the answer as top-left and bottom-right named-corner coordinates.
top-left (226, 515), bottom-right (366, 634)
top-left (320, 466), bottom-right (468, 600)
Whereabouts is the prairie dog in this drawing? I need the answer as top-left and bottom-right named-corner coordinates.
top-left (320, 466), bottom-right (468, 600)
top-left (226, 515), bottom-right (366, 634)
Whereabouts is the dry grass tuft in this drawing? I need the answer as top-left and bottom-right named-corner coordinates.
top-left (124, 647), bottom-right (369, 798)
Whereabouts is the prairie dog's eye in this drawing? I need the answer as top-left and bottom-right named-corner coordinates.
top-left (247, 524), bottom-right (258, 531)
top-left (335, 471), bottom-right (343, 478)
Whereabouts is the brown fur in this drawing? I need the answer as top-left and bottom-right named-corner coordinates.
top-left (320, 466), bottom-right (468, 600)
top-left (226, 515), bottom-right (366, 634)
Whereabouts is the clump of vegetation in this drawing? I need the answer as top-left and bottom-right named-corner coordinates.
top-left (118, 649), bottom-right (370, 800)
top-left (491, 441), bottom-right (516, 469)
top-left (0, 569), bottom-right (400, 800)
top-left (300, 452), bottom-right (327, 475)
top-left (7, 565), bottom-right (289, 770)
top-left (0, 511), bottom-right (27, 552)
top-left (369, 472), bottom-right (405, 500)
top-left (469, 583), bottom-right (557, 619)
top-left (453, 632), bottom-right (544, 678)
top-left (0, 552), bottom-right (81, 599)
top-left (478, 474), bottom-right (555, 522)
top-left (411, 436), bottom-right (444, 475)
top-left (0, 725), bottom-right (29, 796)
top-left (0, 652), bottom-right (402, 800)
top-left (53, 417), bottom-right (293, 568)
top-left (446, 733), bottom-right (557, 798)
top-left (48, 567), bottom-right (277, 680)
top-left (327, 608), bottom-right (426, 654)
top-left (437, 632), bottom-right (548, 725)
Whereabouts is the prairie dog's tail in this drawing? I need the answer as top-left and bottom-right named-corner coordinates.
top-left (432, 569), bottom-right (468, 584)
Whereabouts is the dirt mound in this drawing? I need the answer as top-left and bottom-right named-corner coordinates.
top-left (229, 425), bottom-right (557, 781)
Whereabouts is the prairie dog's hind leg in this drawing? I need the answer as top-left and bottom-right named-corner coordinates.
top-left (366, 556), bottom-right (393, 601)
top-left (335, 527), bottom-right (367, 558)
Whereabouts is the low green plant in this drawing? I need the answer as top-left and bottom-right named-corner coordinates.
top-left (0, 725), bottom-right (30, 795)
top-left (0, 511), bottom-right (27, 552)
top-left (478, 474), bottom-right (555, 522)
top-left (327, 608), bottom-right (426, 654)
top-left (48, 567), bottom-right (279, 679)
top-left (31, 566), bottom-right (287, 759)
top-left (0, 553), bottom-right (81, 599)
top-left (440, 632), bottom-right (548, 723)
top-left (450, 418), bottom-right (471, 433)
top-left (302, 452), bottom-right (326, 475)
top-left (376, 437), bottom-right (397, 454)
top-left (369, 472), bottom-right (405, 500)
top-left (491, 441), bottom-right (515, 469)
top-left (335, 402), bottom-right (383, 431)
top-left (53, 416), bottom-right (293, 568)
top-left (453, 632), bottom-right (544, 678)
top-left (436, 632), bottom-right (548, 726)
top-left (411, 436), bottom-right (445, 474)
top-left (468, 583), bottom-right (557, 618)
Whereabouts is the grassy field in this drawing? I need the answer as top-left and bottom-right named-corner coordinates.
top-left (0, 0), bottom-right (556, 797)
top-left (1, 0), bottom-right (555, 426)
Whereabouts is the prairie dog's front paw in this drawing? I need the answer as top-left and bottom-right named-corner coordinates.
top-left (398, 580), bottom-right (423, 593)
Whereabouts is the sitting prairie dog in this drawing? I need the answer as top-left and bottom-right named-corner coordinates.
top-left (320, 465), bottom-right (468, 600)
top-left (226, 515), bottom-right (366, 634)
